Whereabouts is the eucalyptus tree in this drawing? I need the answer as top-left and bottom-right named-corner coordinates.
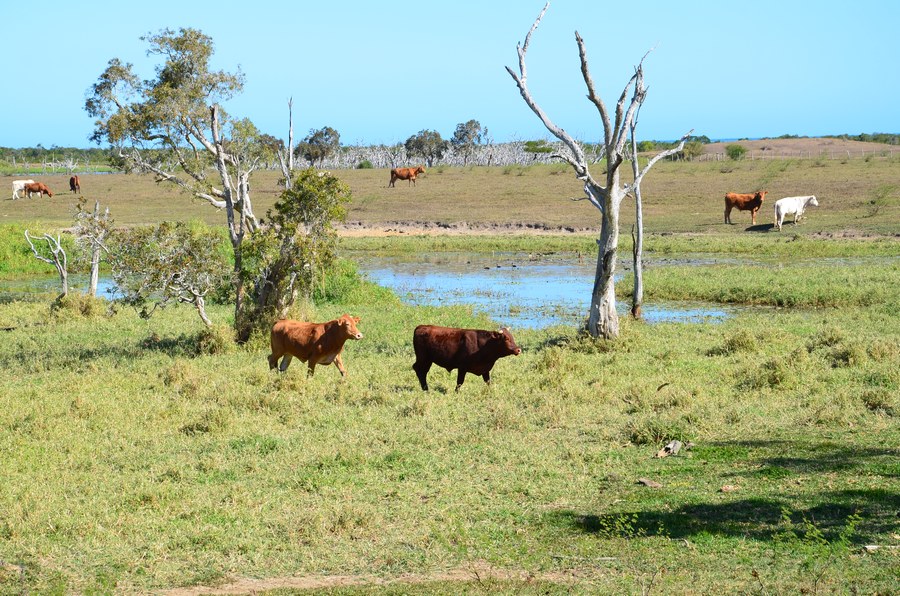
top-left (85, 28), bottom-right (337, 341)
top-left (450, 120), bottom-right (485, 166)
top-left (404, 130), bottom-right (449, 166)
top-left (295, 126), bottom-right (341, 167)
top-left (507, 2), bottom-right (689, 338)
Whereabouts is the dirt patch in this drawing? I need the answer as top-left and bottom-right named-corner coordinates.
top-left (161, 562), bottom-right (591, 595)
top-left (339, 220), bottom-right (597, 237)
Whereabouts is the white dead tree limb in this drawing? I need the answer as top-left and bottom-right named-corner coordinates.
top-left (507, 1), bottom-right (690, 338)
top-left (628, 111), bottom-right (692, 318)
top-left (24, 230), bottom-right (69, 299)
top-left (73, 199), bottom-right (113, 297)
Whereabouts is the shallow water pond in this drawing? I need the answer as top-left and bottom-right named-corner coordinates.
top-left (354, 251), bottom-right (741, 328)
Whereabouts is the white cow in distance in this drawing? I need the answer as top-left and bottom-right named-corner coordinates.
top-left (774, 195), bottom-right (819, 231)
top-left (11, 179), bottom-right (35, 200)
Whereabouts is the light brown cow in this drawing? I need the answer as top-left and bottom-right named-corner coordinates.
top-left (268, 314), bottom-right (363, 377)
top-left (388, 165), bottom-right (426, 187)
top-left (69, 175), bottom-right (81, 193)
top-left (24, 182), bottom-right (53, 198)
top-left (724, 190), bottom-right (767, 225)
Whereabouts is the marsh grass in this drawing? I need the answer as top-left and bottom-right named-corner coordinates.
top-left (1, 265), bottom-right (897, 592)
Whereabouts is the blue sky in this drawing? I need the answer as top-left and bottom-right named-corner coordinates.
top-left (4, 0), bottom-right (898, 148)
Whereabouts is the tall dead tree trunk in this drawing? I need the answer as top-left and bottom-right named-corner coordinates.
top-left (628, 117), bottom-right (691, 319)
top-left (507, 1), bottom-right (689, 338)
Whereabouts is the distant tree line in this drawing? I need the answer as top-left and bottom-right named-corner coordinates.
top-left (4, 131), bottom-right (897, 173)
top-left (825, 132), bottom-right (899, 145)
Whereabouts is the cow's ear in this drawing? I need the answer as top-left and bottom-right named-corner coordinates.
top-left (353, 316), bottom-right (361, 323)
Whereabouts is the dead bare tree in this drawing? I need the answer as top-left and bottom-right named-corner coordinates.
top-left (73, 198), bottom-right (113, 297)
top-left (507, 2), bottom-right (689, 338)
top-left (24, 231), bottom-right (68, 299)
top-left (628, 110), bottom-right (691, 318)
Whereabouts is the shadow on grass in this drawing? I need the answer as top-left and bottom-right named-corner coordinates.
top-left (548, 439), bottom-right (899, 544)
top-left (0, 331), bottom-right (206, 370)
top-left (745, 223), bottom-right (777, 233)
top-left (551, 487), bottom-right (897, 544)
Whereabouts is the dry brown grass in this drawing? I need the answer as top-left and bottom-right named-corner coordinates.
top-left (2, 139), bottom-right (897, 236)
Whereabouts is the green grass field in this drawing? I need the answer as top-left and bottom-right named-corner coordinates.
top-left (0, 159), bottom-right (898, 594)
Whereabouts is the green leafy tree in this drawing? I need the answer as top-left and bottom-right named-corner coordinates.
top-left (295, 126), bottom-right (341, 167)
top-left (85, 28), bottom-right (300, 342)
top-left (523, 139), bottom-right (553, 160)
top-left (238, 168), bottom-right (351, 339)
top-left (681, 140), bottom-right (705, 161)
top-left (110, 222), bottom-right (228, 327)
top-left (450, 120), bottom-right (484, 165)
top-left (404, 130), bottom-right (448, 166)
top-left (726, 144), bottom-right (747, 160)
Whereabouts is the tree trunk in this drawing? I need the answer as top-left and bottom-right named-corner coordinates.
top-left (588, 201), bottom-right (620, 339)
top-left (631, 195), bottom-right (644, 319)
top-left (89, 246), bottom-right (100, 297)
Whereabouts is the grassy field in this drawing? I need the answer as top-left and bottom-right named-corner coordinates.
top-left (0, 155), bottom-right (898, 594)
top-left (2, 155), bottom-right (899, 235)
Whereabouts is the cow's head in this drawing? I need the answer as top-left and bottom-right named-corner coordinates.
top-left (756, 191), bottom-right (768, 202)
top-left (416, 166), bottom-right (426, 174)
top-left (807, 195), bottom-right (819, 207)
top-left (339, 314), bottom-right (363, 340)
top-left (493, 327), bottom-right (522, 356)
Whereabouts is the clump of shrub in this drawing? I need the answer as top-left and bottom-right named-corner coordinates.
top-left (180, 407), bottom-right (231, 435)
top-left (195, 324), bottom-right (235, 356)
top-left (356, 160), bottom-right (373, 169)
top-left (50, 294), bottom-right (109, 320)
top-left (726, 144), bottom-right (747, 160)
top-left (708, 328), bottom-right (759, 355)
top-left (623, 414), bottom-right (694, 446)
top-left (859, 389), bottom-right (896, 416)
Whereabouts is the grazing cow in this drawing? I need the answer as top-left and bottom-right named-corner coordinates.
top-left (268, 314), bottom-right (363, 377)
top-left (412, 325), bottom-right (521, 391)
top-left (774, 195), bottom-right (819, 231)
top-left (724, 190), bottom-right (768, 225)
top-left (388, 165), bottom-right (426, 187)
top-left (69, 175), bottom-right (80, 193)
top-left (11, 179), bottom-right (35, 200)
top-left (24, 182), bottom-right (53, 198)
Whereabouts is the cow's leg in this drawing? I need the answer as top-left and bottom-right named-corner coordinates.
top-left (455, 370), bottom-right (467, 391)
top-left (412, 360), bottom-right (431, 391)
top-left (751, 208), bottom-right (758, 225)
top-left (724, 205), bottom-right (731, 224)
top-left (268, 352), bottom-right (281, 370)
top-left (278, 354), bottom-right (293, 372)
top-left (307, 362), bottom-right (316, 377)
top-left (482, 371), bottom-right (491, 385)
top-left (334, 353), bottom-right (347, 377)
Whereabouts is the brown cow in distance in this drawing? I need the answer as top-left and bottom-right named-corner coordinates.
top-left (724, 190), bottom-right (768, 225)
top-left (24, 182), bottom-right (53, 198)
top-left (268, 314), bottom-right (363, 377)
top-left (412, 325), bottom-right (521, 391)
top-left (389, 165), bottom-right (426, 187)
top-left (69, 175), bottom-right (80, 193)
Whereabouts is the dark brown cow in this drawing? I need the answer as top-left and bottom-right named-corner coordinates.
top-left (69, 175), bottom-right (80, 193)
top-left (412, 325), bottom-right (521, 391)
top-left (724, 190), bottom-right (768, 225)
top-left (268, 314), bottom-right (363, 377)
top-left (24, 182), bottom-right (53, 198)
top-left (388, 165), bottom-right (426, 187)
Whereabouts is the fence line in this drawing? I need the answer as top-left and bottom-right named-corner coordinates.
top-left (697, 149), bottom-right (895, 162)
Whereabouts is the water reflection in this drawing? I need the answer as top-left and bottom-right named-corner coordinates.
top-left (355, 252), bottom-right (736, 329)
